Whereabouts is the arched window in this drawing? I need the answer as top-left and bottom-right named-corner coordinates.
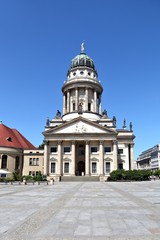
top-left (1, 155), bottom-right (7, 169)
top-left (73, 102), bottom-right (75, 111)
top-left (15, 156), bottom-right (20, 170)
top-left (88, 103), bottom-right (91, 111)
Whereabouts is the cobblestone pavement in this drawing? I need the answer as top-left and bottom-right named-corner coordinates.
top-left (0, 181), bottom-right (160, 240)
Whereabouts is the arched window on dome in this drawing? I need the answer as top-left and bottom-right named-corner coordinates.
top-left (79, 58), bottom-right (84, 66)
top-left (86, 60), bottom-right (91, 67)
top-left (1, 155), bottom-right (7, 169)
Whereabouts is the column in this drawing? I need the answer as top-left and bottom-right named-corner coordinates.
top-left (113, 140), bottom-right (118, 170)
top-left (57, 141), bottom-right (62, 176)
top-left (63, 93), bottom-right (66, 115)
top-left (71, 141), bottom-right (75, 175)
top-left (99, 95), bottom-right (102, 115)
top-left (44, 141), bottom-right (49, 175)
top-left (67, 91), bottom-right (70, 113)
top-left (130, 143), bottom-right (134, 170)
top-left (85, 141), bottom-right (90, 175)
top-left (85, 88), bottom-right (88, 111)
top-left (94, 90), bottom-right (97, 112)
top-left (75, 88), bottom-right (78, 111)
top-left (99, 141), bottom-right (104, 175)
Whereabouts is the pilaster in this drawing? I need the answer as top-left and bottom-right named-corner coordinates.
top-left (113, 140), bottom-right (118, 170)
top-left (71, 141), bottom-right (75, 175)
top-left (85, 140), bottom-right (90, 175)
top-left (85, 88), bottom-right (88, 111)
top-left (57, 141), bottom-right (62, 175)
top-left (44, 141), bottom-right (49, 175)
top-left (99, 140), bottom-right (104, 175)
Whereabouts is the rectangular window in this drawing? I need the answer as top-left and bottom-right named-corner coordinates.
top-left (64, 162), bottom-right (69, 173)
top-left (118, 163), bottom-right (123, 170)
top-left (92, 162), bottom-right (97, 173)
top-left (50, 147), bottom-right (57, 153)
top-left (118, 149), bottom-right (123, 154)
top-left (29, 171), bottom-right (35, 176)
top-left (29, 158), bottom-right (32, 166)
top-left (36, 158), bottom-right (39, 166)
top-left (104, 147), bottom-right (111, 153)
top-left (33, 158), bottom-right (36, 165)
top-left (105, 162), bottom-right (110, 173)
top-left (91, 147), bottom-right (98, 153)
top-left (64, 147), bottom-right (70, 153)
top-left (29, 158), bottom-right (39, 166)
top-left (51, 162), bottom-right (56, 173)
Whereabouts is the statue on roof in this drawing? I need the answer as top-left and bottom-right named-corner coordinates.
top-left (130, 122), bottom-right (133, 131)
top-left (56, 110), bottom-right (61, 119)
top-left (78, 103), bottom-right (83, 114)
top-left (102, 109), bottom-right (108, 119)
top-left (123, 118), bottom-right (126, 129)
top-left (81, 41), bottom-right (84, 53)
top-left (46, 117), bottom-right (50, 126)
top-left (113, 116), bottom-right (116, 126)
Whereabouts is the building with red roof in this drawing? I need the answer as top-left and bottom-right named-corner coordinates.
top-left (0, 122), bottom-right (37, 177)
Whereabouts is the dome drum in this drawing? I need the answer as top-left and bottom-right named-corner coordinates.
top-left (62, 80), bottom-right (103, 94)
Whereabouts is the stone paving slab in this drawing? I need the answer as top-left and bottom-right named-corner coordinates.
top-left (0, 181), bottom-right (160, 240)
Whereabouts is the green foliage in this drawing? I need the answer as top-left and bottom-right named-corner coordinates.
top-left (0, 177), bottom-right (13, 182)
top-left (23, 172), bottom-right (44, 182)
top-left (38, 143), bottom-right (44, 149)
top-left (12, 172), bottom-right (22, 181)
top-left (154, 170), bottom-right (160, 176)
top-left (23, 175), bottom-right (33, 181)
top-left (108, 169), bottom-right (152, 181)
top-left (33, 175), bottom-right (43, 181)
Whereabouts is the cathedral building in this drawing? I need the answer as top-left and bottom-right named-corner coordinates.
top-left (42, 44), bottom-right (135, 181)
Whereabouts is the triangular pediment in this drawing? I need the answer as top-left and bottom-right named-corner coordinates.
top-left (43, 117), bottom-right (117, 135)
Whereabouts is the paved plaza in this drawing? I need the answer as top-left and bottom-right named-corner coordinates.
top-left (0, 181), bottom-right (160, 240)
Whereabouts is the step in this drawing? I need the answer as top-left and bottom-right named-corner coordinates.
top-left (61, 176), bottom-right (99, 182)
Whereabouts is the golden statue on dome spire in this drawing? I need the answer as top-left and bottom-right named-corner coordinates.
top-left (81, 41), bottom-right (85, 53)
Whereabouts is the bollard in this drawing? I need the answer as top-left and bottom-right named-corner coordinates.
top-left (50, 178), bottom-right (54, 185)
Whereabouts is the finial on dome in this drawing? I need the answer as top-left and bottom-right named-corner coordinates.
top-left (81, 41), bottom-right (84, 53)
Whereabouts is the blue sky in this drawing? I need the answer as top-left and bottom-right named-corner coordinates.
top-left (0, 0), bottom-right (160, 159)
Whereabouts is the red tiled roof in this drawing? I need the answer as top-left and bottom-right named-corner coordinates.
top-left (0, 123), bottom-right (36, 149)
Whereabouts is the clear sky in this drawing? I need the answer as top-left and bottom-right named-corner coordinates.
top-left (0, 0), bottom-right (160, 159)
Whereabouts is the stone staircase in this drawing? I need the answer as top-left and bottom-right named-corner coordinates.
top-left (61, 176), bottom-right (99, 182)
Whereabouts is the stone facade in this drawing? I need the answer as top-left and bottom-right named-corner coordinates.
top-left (23, 149), bottom-right (44, 176)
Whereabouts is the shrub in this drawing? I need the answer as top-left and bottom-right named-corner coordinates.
top-left (108, 169), bottom-right (151, 181)
top-left (154, 170), bottom-right (160, 176)
top-left (33, 175), bottom-right (43, 181)
top-left (12, 172), bottom-right (22, 181)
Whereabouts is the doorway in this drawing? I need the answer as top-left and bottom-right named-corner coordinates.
top-left (75, 142), bottom-right (85, 176)
top-left (77, 161), bottom-right (85, 176)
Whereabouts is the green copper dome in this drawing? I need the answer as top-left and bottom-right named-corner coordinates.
top-left (70, 52), bottom-right (95, 70)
